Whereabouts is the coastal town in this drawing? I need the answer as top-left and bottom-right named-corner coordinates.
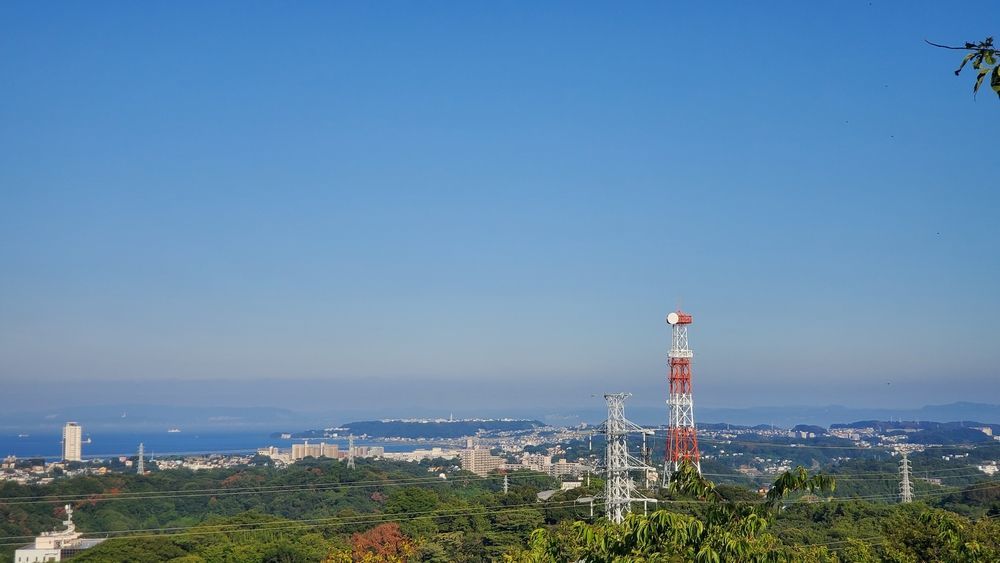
top-left (4, 418), bottom-right (997, 488)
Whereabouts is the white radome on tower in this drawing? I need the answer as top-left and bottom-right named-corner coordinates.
top-left (666, 312), bottom-right (680, 325)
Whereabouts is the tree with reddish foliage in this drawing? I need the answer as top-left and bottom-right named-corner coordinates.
top-left (351, 522), bottom-right (415, 562)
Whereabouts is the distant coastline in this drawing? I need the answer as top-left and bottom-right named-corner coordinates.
top-left (0, 431), bottom-right (428, 461)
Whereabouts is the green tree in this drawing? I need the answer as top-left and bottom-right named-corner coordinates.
top-left (506, 463), bottom-right (837, 562)
top-left (928, 37), bottom-right (1000, 99)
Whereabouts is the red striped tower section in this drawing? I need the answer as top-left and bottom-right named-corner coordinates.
top-left (663, 310), bottom-right (700, 484)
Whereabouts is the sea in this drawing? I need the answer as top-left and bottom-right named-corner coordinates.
top-left (0, 431), bottom-right (418, 461)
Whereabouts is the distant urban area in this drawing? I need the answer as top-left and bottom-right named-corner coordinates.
top-left (4, 415), bottom-right (998, 486)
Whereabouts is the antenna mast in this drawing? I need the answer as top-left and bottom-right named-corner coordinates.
top-left (663, 310), bottom-right (701, 485)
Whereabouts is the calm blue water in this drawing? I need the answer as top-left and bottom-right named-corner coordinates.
top-left (0, 432), bottom-right (418, 460)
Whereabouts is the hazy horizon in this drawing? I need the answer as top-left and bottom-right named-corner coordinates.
top-left (3, 376), bottom-right (995, 416)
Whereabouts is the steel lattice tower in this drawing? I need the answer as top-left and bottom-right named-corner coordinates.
top-left (137, 443), bottom-right (144, 475)
top-left (599, 393), bottom-right (657, 524)
top-left (664, 310), bottom-right (701, 483)
top-left (899, 452), bottom-right (913, 503)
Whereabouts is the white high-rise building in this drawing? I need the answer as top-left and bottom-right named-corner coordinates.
top-left (62, 422), bottom-right (82, 462)
top-left (460, 447), bottom-right (504, 476)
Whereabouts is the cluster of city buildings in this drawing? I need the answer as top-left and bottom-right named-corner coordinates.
top-left (0, 455), bottom-right (119, 486)
top-left (250, 436), bottom-right (590, 478)
top-left (734, 456), bottom-right (796, 477)
top-left (382, 446), bottom-right (462, 462)
top-left (153, 453), bottom-right (257, 471)
top-left (458, 439), bottom-right (588, 477)
top-left (255, 442), bottom-right (385, 465)
top-left (1, 456), bottom-right (54, 486)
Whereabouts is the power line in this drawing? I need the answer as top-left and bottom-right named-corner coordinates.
top-left (2, 462), bottom-right (991, 508)
top-left (0, 498), bottom-right (596, 547)
top-left (0, 472), bottom-right (540, 506)
top-left (1, 481), bottom-right (995, 548)
top-left (701, 466), bottom-right (991, 481)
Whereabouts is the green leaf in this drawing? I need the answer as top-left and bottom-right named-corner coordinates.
top-left (992, 66), bottom-right (1000, 99)
top-left (955, 52), bottom-right (975, 75)
top-left (974, 68), bottom-right (989, 96)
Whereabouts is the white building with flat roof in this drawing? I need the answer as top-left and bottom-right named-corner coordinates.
top-left (62, 423), bottom-right (82, 462)
top-left (290, 441), bottom-right (341, 461)
top-left (15, 505), bottom-right (105, 562)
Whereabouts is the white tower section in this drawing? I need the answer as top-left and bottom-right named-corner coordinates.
top-left (137, 443), bottom-right (145, 475)
top-left (668, 318), bottom-right (695, 431)
top-left (62, 422), bottom-right (82, 462)
top-left (599, 393), bottom-right (657, 524)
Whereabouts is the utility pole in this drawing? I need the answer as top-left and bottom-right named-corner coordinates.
top-left (599, 393), bottom-right (657, 524)
top-left (503, 473), bottom-right (509, 494)
top-left (137, 443), bottom-right (144, 475)
top-left (347, 434), bottom-right (356, 470)
top-left (899, 451), bottom-right (913, 503)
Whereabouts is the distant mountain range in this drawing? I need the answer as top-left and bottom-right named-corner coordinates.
top-left (277, 419), bottom-right (546, 440)
top-left (695, 402), bottom-right (1000, 427)
top-left (1, 401), bottom-right (996, 433)
top-left (569, 402), bottom-right (1000, 428)
top-left (340, 419), bottom-right (544, 439)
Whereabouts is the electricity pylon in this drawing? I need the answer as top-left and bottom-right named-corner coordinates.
top-left (899, 451), bottom-right (913, 503)
top-left (347, 434), bottom-right (356, 469)
top-left (598, 393), bottom-right (657, 524)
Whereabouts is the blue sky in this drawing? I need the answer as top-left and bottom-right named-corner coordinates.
top-left (1, 2), bottom-right (997, 415)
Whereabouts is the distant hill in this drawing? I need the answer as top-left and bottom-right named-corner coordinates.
top-left (829, 420), bottom-right (998, 444)
top-left (696, 402), bottom-right (1000, 427)
top-left (830, 420), bottom-right (999, 432)
top-left (791, 424), bottom-right (827, 435)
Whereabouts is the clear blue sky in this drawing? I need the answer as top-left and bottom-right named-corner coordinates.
top-left (1, 2), bottom-right (997, 415)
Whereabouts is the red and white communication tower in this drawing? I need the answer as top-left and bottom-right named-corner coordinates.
top-left (663, 310), bottom-right (700, 483)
